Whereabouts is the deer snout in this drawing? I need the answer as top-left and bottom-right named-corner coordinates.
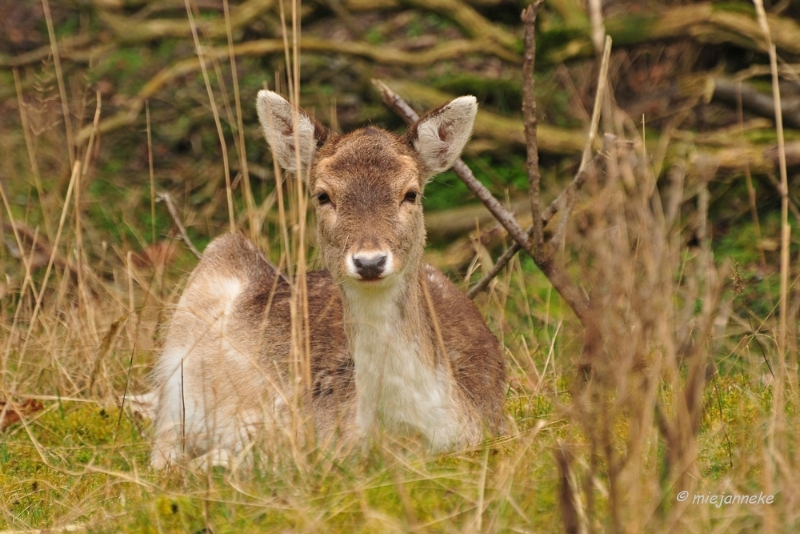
top-left (348, 251), bottom-right (392, 281)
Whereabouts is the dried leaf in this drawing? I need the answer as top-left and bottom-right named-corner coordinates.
top-left (0, 399), bottom-right (44, 431)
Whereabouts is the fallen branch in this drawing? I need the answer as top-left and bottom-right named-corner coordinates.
top-left (97, 0), bottom-right (276, 43)
top-left (401, 0), bottom-right (519, 52)
top-left (344, 0), bottom-right (502, 10)
top-left (0, 33), bottom-right (94, 68)
top-left (76, 38), bottom-right (518, 144)
top-left (542, 2), bottom-right (800, 65)
top-left (380, 80), bottom-right (589, 155)
top-left (712, 78), bottom-right (800, 129)
top-left (374, 79), bottom-right (533, 252)
top-left (381, 79), bottom-right (793, 174)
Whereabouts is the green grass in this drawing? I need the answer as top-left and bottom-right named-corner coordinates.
top-left (1, 4), bottom-right (798, 530)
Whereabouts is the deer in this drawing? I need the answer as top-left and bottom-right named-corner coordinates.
top-left (149, 90), bottom-right (506, 469)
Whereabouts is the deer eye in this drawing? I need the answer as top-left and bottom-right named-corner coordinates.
top-left (315, 192), bottom-right (332, 206)
top-left (403, 191), bottom-right (418, 204)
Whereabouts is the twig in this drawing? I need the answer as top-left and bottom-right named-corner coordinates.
top-left (374, 79), bottom-right (532, 251)
top-left (556, 444), bottom-right (587, 534)
top-left (157, 192), bottom-right (201, 259)
top-left (452, 160), bottom-right (533, 250)
top-left (375, 4), bottom-right (594, 325)
top-left (374, 75), bottom-right (597, 315)
top-left (466, 152), bottom-right (603, 298)
top-left (522, 1), bottom-right (545, 262)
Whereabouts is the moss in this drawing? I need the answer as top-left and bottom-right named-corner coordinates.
top-left (710, 2), bottom-right (757, 17)
top-left (0, 403), bottom-right (149, 529)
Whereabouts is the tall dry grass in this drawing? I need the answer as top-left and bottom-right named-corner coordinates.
top-left (0, 2), bottom-right (797, 533)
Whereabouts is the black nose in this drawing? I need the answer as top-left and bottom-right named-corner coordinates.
top-left (353, 254), bottom-right (387, 280)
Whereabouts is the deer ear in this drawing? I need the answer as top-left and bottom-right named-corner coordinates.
top-left (406, 96), bottom-right (477, 176)
top-left (256, 90), bottom-right (328, 174)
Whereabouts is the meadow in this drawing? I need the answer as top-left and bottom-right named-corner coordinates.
top-left (0, 0), bottom-right (798, 532)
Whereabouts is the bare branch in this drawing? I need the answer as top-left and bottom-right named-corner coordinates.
top-left (376, 60), bottom-right (597, 323)
top-left (466, 151), bottom-right (603, 299)
top-left (522, 1), bottom-right (545, 262)
top-left (374, 79), bottom-right (533, 252)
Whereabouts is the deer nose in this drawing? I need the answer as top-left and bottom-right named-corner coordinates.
top-left (352, 253), bottom-right (388, 280)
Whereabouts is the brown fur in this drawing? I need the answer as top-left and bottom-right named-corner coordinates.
top-left (150, 92), bottom-right (506, 467)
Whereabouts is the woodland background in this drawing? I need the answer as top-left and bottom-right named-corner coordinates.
top-left (0, 0), bottom-right (798, 532)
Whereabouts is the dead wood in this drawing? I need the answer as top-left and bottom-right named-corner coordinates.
top-left (766, 141), bottom-right (800, 168)
top-left (343, 0), bottom-right (501, 10)
top-left (712, 78), bottom-right (800, 129)
top-left (401, 0), bottom-right (518, 52)
top-left (0, 33), bottom-right (98, 68)
top-left (522, 3), bottom-right (544, 264)
top-left (381, 80), bottom-right (589, 155)
top-left (467, 153), bottom-right (602, 298)
top-left (386, 79), bottom-right (795, 175)
top-left (75, 39), bottom-right (517, 144)
top-left (543, 2), bottom-right (800, 65)
top-left (97, 0), bottom-right (276, 43)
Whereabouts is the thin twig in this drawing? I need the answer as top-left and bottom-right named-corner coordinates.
top-left (374, 75), bottom-right (598, 312)
top-left (375, 6), bottom-right (594, 325)
top-left (466, 152), bottom-right (603, 298)
top-left (522, 1), bottom-right (545, 262)
top-left (157, 192), bottom-right (201, 259)
top-left (374, 79), bottom-right (532, 251)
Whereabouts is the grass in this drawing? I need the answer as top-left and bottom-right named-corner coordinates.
top-left (1, 5), bottom-right (799, 533)
top-left (0, 212), bottom-right (792, 532)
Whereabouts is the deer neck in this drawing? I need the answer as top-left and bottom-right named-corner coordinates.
top-left (340, 265), bottom-right (463, 448)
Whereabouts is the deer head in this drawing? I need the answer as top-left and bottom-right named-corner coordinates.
top-left (256, 90), bottom-right (477, 289)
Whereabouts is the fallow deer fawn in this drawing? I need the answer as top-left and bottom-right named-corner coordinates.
top-left (150, 90), bottom-right (506, 468)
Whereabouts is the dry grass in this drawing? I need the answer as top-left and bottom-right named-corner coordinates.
top-left (0, 8), bottom-right (798, 534)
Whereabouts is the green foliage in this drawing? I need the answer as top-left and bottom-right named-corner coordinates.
top-left (433, 73), bottom-right (524, 114)
top-left (423, 154), bottom-right (529, 212)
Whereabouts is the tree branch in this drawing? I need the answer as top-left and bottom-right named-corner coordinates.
top-left (374, 79), bottom-right (533, 252)
top-left (522, 2), bottom-right (545, 262)
top-left (466, 151), bottom-right (602, 299)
